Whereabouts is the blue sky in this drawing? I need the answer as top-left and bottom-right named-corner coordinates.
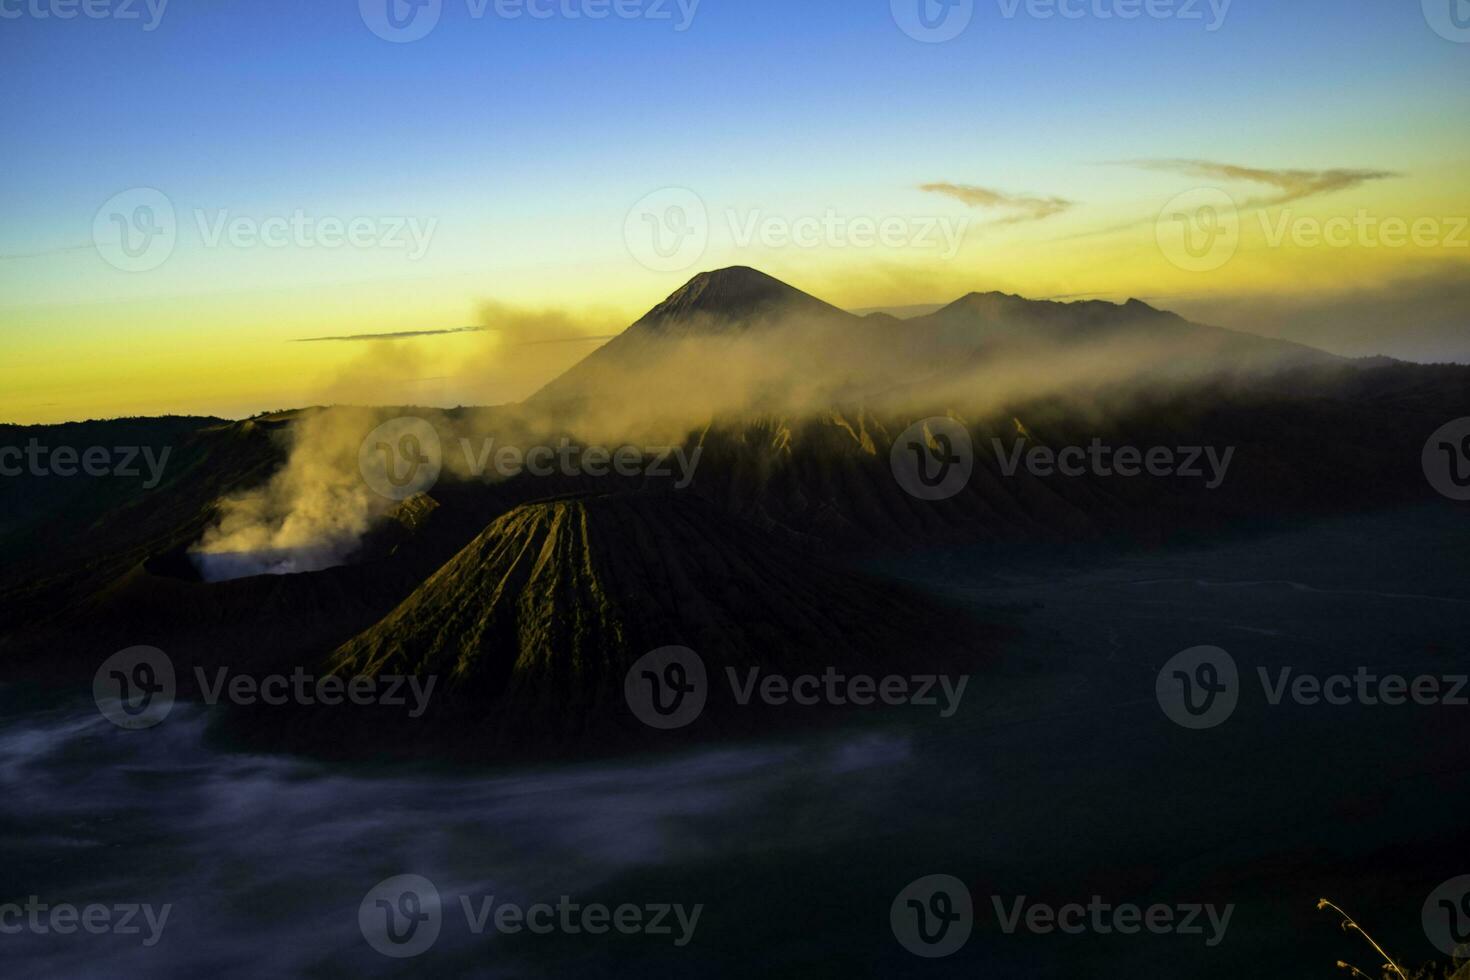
top-left (2, 0), bottom-right (1467, 420)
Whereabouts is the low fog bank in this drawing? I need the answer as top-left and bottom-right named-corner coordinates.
top-left (189, 295), bottom-right (1328, 580)
top-left (1170, 265), bottom-right (1470, 364)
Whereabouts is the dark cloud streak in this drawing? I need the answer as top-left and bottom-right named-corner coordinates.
top-left (293, 326), bottom-right (488, 343)
top-left (293, 326), bottom-right (618, 346)
top-left (1121, 159), bottom-right (1399, 207)
top-left (919, 183), bottom-right (1075, 223)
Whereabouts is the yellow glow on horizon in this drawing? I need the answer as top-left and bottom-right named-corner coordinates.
top-left (3, 170), bottom-right (1466, 425)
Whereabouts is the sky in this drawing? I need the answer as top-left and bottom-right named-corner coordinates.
top-left (2, 0), bottom-right (1468, 423)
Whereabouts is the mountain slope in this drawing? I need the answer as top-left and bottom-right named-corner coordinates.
top-left (324, 491), bottom-right (989, 748)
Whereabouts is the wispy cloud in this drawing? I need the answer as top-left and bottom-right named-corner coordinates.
top-left (1052, 159), bottom-right (1402, 243)
top-left (919, 183), bottom-right (1075, 224)
top-left (1122, 160), bottom-right (1399, 207)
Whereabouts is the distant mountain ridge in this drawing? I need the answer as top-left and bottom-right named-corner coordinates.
top-left (530, 267), bottom-right (1339, 415)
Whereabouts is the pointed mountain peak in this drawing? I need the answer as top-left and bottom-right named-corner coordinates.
top-left (679, 265), bottom-right (791, 296)
top-left (527, 267), bottom-right (853, 406)
top-left (639, 267), bottom-right (844, 330)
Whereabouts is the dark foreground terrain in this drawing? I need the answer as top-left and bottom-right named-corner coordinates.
top-left (1, 504), bottom-right (1466, 977)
